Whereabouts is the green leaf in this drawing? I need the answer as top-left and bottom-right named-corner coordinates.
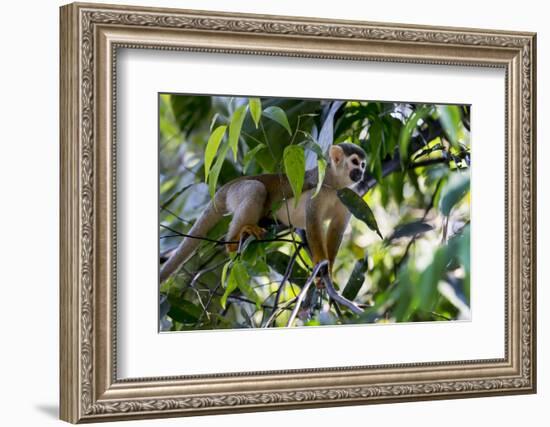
top-left (383, 117), bottom-right (402, 156)
top-left (220, 261), bottom-right (241, 309)
top-left (391, 171), bottom-right (405, 205)
top-left (161, 184), bottom-right (193, 209)
top-left (235, 278), bottom-right (261, 309)
top-left (436, 105), bottom-right (462, 148)
top-left (263, 106), bottom-right (292, 135)
top-left (388, 220), bottom-right (434, 242)
top-left (243, 143), bottom-right (266, 173)
top-left (229, 105), bottom-right (247, 160)
top-left (241, 238), bottom-right (266, 266)
top-left (167, 300), bottom-right (202, 324)
top-left (303, 140), bottom-right (324, 157)
top-left (417, 246), bottom-right (449, 312)
top-left (368, 119), bottom-right (384, 181)
top-left (170, 95), bottom-right (211, 135)
top-left (220, 261), bottom-right (259, 309)
top-left (312, 158), bottom-right (326, 198)
top-left (207, 139), bottom-right (231, 198)
top-left (159, 94), bottom-right (179, 140)
top-left (342, 255), bottom-right (369, 301)
top-left (392, 267), bottom-right (416, 321)
top-left (266, 251), bottom-right (309, 288)
top-left (249, 98), bottom-right (262, 128)
top-left (204, 125), bottom-right (227, 179)
top-left (220, 261), bottom-right (231, 289)
top-left (439, 172), bottom-right (470, 216)
top-left (399, 105), bottom-right (432, 168)
top-left (457, 224), bottom-right (470, 275)
top-left (337, 188), bottom-right (383, 239)
top-left (457, 225), bottom-right (471, 302)
top-left (283, 145), bottom-right (306, 207)
top-left (220, 269), bottom-right (238, 310)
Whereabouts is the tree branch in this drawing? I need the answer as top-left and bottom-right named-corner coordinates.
top-left (159, 224), bottom-right (298, 256)
top-left (320, 268), bottom-right (364, 315)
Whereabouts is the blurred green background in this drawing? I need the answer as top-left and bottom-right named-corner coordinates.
top-left (159, 94), bottom-right (471, 331)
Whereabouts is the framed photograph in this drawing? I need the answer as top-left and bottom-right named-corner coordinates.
top-left (60, 2), bottom-right (537, 423)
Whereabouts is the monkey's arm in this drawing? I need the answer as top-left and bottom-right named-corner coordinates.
top-left (326, 202), bottom-right (351, 274)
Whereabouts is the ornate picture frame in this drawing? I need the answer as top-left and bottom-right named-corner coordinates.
top-left (60, 2), bottom-right (536, 423)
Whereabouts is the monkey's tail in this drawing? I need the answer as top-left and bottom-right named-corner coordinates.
top-left (159, 202), bottom-right (224, 283)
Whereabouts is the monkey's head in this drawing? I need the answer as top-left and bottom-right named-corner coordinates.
top-left (328, 143), bottom-right (367, 188)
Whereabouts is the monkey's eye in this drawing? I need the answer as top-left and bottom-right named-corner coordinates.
top-left (361, 161), bottom-right (366, 169)
top-left (351, 158), bottom-right (360, 166)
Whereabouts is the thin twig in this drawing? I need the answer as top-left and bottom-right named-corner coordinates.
top-left (188, 259), bottom-right (228, 291)
top-left (161, 205), bottom-right (192, 225)
top-left (286, 261), bottom-right (329, 327)
top-left (263, 297), bottom-right (298, 327)
top-left (267, 247), bottom-right (301, 325)
top-left (160, 234), bottom-right (183, 240)
top-left (160, 184), bottom-right (193, 210)
top-left (159, 224), bottom-right (297, 246)
top-left (195, 282), bottom-right (222, 329)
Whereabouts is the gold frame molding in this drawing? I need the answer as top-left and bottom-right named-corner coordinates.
top-left (59, 2), bottom-right (537, 423)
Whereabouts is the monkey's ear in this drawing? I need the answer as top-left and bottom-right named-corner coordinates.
top-left (329, 145), bottom-right (344, 164)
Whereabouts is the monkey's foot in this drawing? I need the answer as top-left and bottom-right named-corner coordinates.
top-left (239, 224), bottom-right (266, 240)
top-left (226, 225), bottom-right (266, 253)
top-left (226, 242), bottom-right (239, 253)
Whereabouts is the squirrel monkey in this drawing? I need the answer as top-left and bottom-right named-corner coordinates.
top-left (160, 143), bottom-right (367, 283)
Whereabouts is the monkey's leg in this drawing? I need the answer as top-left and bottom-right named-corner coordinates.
top-left (326, 205), bottom-right (351, 276)
top-left (305, 196), bottom-right (328, 266)
top-left (225, 180), bottom-right (267, 252)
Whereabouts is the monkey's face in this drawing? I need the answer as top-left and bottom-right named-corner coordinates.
top-left (347, 154), bottom-right (366, 183)
top-left (329, 144), bottom-right (367, 188)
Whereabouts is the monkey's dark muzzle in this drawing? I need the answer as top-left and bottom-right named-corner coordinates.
top-left (350, 169), bottom-right (363, 182)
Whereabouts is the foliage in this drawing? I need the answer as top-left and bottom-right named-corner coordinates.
top-left (159, 94), bottom-right (471, 330)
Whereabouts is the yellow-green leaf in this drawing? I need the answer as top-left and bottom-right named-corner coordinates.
top-left (283, 145), bottom-right (305, 207)
top-left (436, 105), bottom-right (462, 148)
top-left (220, 261), bottom-right (253, 309)
top-left (439, 172), bottom-right (470, 216)
top-left (229, 105), bottom-right (247, 161)
top-left (249, 98), bottom-right (262, 128)
top-left (312, 158), bottom-right (326, 198)
top-left (220, 261), bottom-right (231, 288)
top-left (207, 139), bottom-right (231, 198)
top-left (204, 125), bottom-right (227, 179)
top-left (263, 106), bottom-right (292, 135)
